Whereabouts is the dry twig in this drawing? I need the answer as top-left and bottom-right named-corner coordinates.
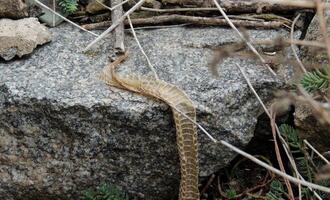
top-left (167, 61), bottom-right (330, 193)
top-left (256, 0), bottom-right (330, 9)
top-left (143, 1), bottom-right (315, 13)
top-left (111, 0), bottom-right (125, 52)
top-left (270, 109), bottom-right (295, 200)
top-left (234, 63), bottom-right (326, 199)
top-left (212, 0), bottom-right (277, 76)
top-left (304, 140), bottom-right (330, 164)
top-left (291, 14), bottom-right (307, 73)
top-left (96, 0), bottom-right (128, 11)
top-left (140, 6), bottom-right (219, 12)
top-left (127, 15), bottom-right (158, 79)
top-left (253, 38), bottom-right (326, 49)
top-left (81, 15), bottom-right (285, 30)
top-left (84, 0), bottom-right (146, 51)
top-left (200, 174), bottom-right (216, 196)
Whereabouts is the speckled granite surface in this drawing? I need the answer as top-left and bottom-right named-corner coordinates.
top-left (0, 24), bottom-right (292, 199)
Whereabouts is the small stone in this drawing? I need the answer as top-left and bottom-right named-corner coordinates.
top-left (86, 0), bottom-right (108, 14)
top-left (0, 18), bottom-right (52, 61)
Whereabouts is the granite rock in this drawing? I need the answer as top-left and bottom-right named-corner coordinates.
top-left (0, 0), bottom-right (28, 19)
top-left (0, 18), bottom-right (52, 61)
top-left (0, 24), bottom-right (291, 199)
top-left (299, 9), bottom-right (330, 66)
top-left (295, 9), bottom-right (330, 152)
top-left (294, 102), bottom-right (330, 153)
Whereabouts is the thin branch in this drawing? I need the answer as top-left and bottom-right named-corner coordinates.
top-left (105, 57), bottom-right (330, 193)
top-left (298, 173), bottom-right (324, 200)
top-left (235, 63), bottom-right (324, 199)
top-left (200, 174), bottom-right (216, 195)
top-left (253, 38), bottom-right (326, 49)
top-left (127, 15), bottom-right (159, 79)
top-left (298, 86), bottom-right (330, 125)
top-left (235, 63), bottom-right (271, 117)
top-left (81, 15), bottom-right (285, 30)
top-left (256, 0), bottom-right (324, 9)
top-left (212, 0), bottom-right (277, 77)
top-left (220, 139), bottom-right (330, 193)
top-left (95, 0), bottom-right (129, 11)
top-left (141, 1), bottom-right (318, 12)
top-left (52, 0), bottom-right (56, 27)
top-left (84, 0), bottom-right (146, 51)
top-left (170, 85), bottom-right (330, 193)
top-left (83, 21), bottom-right (191, 30)
top-left (276, 130), bottom-right (305, 200)
top-left (304, 140), bottom-right (330, 164)
top-left (291, 14), bottom-right (307, 73)
top-left (140, 6), bottom-right (219, 12)
top-left (126, 23), bottom-right (190, 30)
top-left (111, 0), bottom-right (125, 52)
top-left (33, 0), bottom-right (99, 37)
top-left (270, 110), bottom-right (295, 200)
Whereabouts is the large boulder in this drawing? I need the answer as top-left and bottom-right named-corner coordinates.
top-left (0, 24), bottom-right (291, 199)
top-left (0, 0), bottom-right (28, 19)
top-left (0, 18), bottom-right (52, 61)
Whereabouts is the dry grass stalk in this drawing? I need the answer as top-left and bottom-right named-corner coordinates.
top-left (253, 38), bottom-right (326, 49)
top-left (270, 110), bottom-right (295, 199)
top-left (127, 15), bottom-right (158, 79)
top-left (298, 86), bottom-right (330, 125)
top-left (235, 62), bottom-right (295, 199)
top-left (291, 14), bottom-right (307, 73)
top-left (96, 0), bottom-right (129, 11)
top-left (234, 65), bottom-right (330, 197)
top-left (304, 140), bottom-right (330, 164)
top-left (212, 0), bottom-right (277, 76)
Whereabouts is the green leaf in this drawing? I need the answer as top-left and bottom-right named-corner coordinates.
top-left (301, 68), bottom-right (329, 92)
top-left (58, 0), bottom-right (78, 14)
top-left (225, 188), bottom-right (236, 199)
top-left (266, 180), bottom-right (285, 200)
top-left (83, 188), bottom-right (96, 200)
